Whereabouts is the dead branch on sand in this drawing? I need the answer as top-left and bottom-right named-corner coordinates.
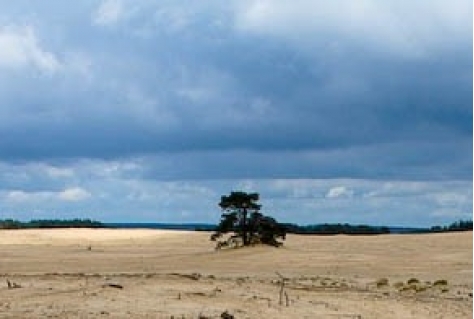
top-left (276, 272), bottom-right (290, 307)
top-left (6, 279), bottom-right (21, 289)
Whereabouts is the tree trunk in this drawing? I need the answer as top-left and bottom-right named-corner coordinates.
top-left (242, 207), bottom-right (248, 246)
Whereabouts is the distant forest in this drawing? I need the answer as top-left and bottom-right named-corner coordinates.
top-left (281, 223), bottom-right (391, 235)
top-left (0, 219), bottom-right (105, 229)
top-left (428, 219), bottom-right (473, 233)
top-left (0, 218), bottom-right (471, 235)
top-left (281, 219), bottom-right (473, 235)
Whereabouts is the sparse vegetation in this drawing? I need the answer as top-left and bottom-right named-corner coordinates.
top-left (393, 281), bottom-right (405, 289)
top-left (220, 311), bottom-right (235, 319)
top-left (393, 277), bottom-right (454, 294)
top-left (407, 278), bottom-right (420, 285)
top-left (433, 279), bottom-right (448, 286)
top-left (415, 285), bottom-right (428, 292)
top-left (376, 278), bottom-right (389, 288)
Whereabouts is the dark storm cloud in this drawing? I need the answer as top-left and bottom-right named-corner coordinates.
top-left (139, 138), bottom-right (471, 181)
top-left (0, 0), bottom-right (471, 181)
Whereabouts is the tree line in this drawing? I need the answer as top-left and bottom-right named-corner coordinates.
top-left (429, 220), bottom-right (473, 233)
top-left (0, 219), bottom-right (105, 229)
top-left (282, 223), bottom-right (391, 235)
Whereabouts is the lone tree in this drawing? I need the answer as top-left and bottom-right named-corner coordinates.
top-left (211, 191), bottom-right (286, 247)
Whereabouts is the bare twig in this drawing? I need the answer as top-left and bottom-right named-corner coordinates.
top-left (102, 283), bottom-right (123, 289)
top-left (275, 272), bottom-right (289, 307)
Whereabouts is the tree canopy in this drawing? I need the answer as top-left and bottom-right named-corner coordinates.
top-left (211, 191), bottom-right (286, 248)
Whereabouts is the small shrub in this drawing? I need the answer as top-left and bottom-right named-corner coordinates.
top-left (393, 281), bottom-right (405, 289)
top-left (376, 278), bottom-right (389, 288)
top-left (407, 278), bottom-right (420, 285)
top-left (221, 311), bottom-right (234, 319)
top-left (415, 285), bottom-right (428, 293)
top-left (433, 279), bottom-right (448, 286)
top-left (399, 285), bottom-right (413, 292)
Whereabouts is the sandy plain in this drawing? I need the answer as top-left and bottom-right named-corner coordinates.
top-left (0, 229), bottom-right (472, 318)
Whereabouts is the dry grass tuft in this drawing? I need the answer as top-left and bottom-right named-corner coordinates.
top-left (433, 279), bottom-right (448, 286)
top-left (407, 278), bottom-right (420, 285)
top-left (376, 278), bottom-right (389, 288)
top-left (393, 281), bottom-right (405, 289)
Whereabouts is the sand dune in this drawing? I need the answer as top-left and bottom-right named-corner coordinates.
top-left (0, 229), bottom-right (471, 318)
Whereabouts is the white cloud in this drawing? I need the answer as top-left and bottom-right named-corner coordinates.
top-left (5, 187), bottom-right (90, 203)
top-left (267, 179), bottom-right (323, 199)
top-left (58, 187), bottom-right (91, 202)
top-left (431, 192), bottom-right (472, 206)
top-left (236, 180), bottom-right (258, 192)
top-left (93, 0), bottom-right (124, 26)
top-left (6, 190), bottom-right (40, 202)
top-left (41, 165), bottom-right (75, 179)
top-left (0, 25), bottom-right (61, 73)
top-left (362, 182), bottom-right (427, 198)
top-left (325, 186), bottom-right (354, 199)
top-left (235, 0), bottom-right (472, 57)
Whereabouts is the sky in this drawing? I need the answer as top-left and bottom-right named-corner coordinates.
top-left (0, 0), bottom-right (472, 227)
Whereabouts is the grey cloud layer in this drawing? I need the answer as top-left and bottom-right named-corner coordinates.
top-left (0, 1), bottom-right (471, 182)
